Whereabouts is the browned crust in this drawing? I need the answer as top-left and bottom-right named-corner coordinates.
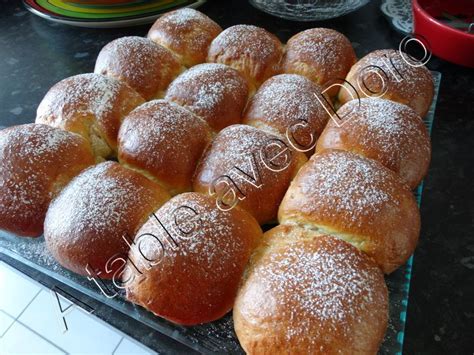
top-left (94, 36), bottom-right (184, 100)
top-left (207, 25), bottom-right (283, 93)
top-left (316, 98), bottom-right (431, 189)
top-left (125, 192), bottom-right (262, 325)
top-left (243, 74), bottom-right (329, 155)
top-left (193, 124), bottom-right (307, 224)
top-left (165, 63), bottom-right (249, 132)
top-left (282, 28), bottom-right (356, 97)
top-left (118, 100), bottom-right (213, 194)
top-left (44, 161), bottom-right (170, 278)
top-left (148, 8), bottom-right (222, 67)
top-left (279, 149), bottom-right (420, 273)
top-left (338, 49), bottom-right (434, 117)
top-left (35, 73), bottom-right (145, 159)
top-left (234, 225), bottom-right (388, 354)
top-left (0, 124), bottom-right (95, 237)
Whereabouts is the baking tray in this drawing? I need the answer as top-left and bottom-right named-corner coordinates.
top-left (0, 71), bottom-right (441, 354)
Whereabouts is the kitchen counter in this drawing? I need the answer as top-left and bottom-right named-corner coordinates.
top-left (0, 0), bottom-right (473, 353)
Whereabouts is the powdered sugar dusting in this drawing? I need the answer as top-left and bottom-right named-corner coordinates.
top-left (358, 49), bottom-right (431, 96)
top-left (126, 193), bottom-right (258, 321)
top-left (196, 124), bottom-right (288, 187)
top-left (118, 100), bottom-right (210, 190)
top-left (284, 28), bottom-right (355, 84)
top-left (169, 64), bottom-right (243, 110)
top-left (121, 100), bottom-right (207, 163)
top-left (160, 8), bottom-right (213, 28)
top-left (95, 36), bottom-right (181, 99)
top-left (0, 124), bottom-right (88, 222)
top-left (45, 162), bottom-right (160, 246)
top-left (211, 25), bottom-right (280, 62)
top-left (296, 150), bottom-right (401, 226)
top-left (136, 193), bottom-right (246, 273)
top-left (244, 74), bottom-right (328, 134)
top-left (336, 98), bottom-right (430, 169)
top-left (349, 49), bottom-right (433, 115)
top-left (208, 25), bottom-right (282, 87)
top-left (148, 9), bottom-right (221, 67)
top-left (36, 73), bottom-right (122, 124)
top-left (95, 36), bottom-right (156, 80)
top-left (97, 37), bottom-right (163, 81)
top-left (194, 124), bottom-right (304, 223)
top-left (248, 235), bottom-right (385, 341)
top-left (165, 63), bottom-right (247, 130)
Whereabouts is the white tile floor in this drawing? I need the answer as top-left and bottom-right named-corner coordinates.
top-left (0, 261), bottom-right (155, 355)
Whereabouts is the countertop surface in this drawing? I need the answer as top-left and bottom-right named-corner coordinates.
top-left (0, 0), bottom-right (473, 354)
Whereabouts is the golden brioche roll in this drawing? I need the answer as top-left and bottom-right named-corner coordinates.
top-left (147, 8), bottom-right (222, 67)
top-left (338, 49), bottom-right (434, 117)
top-left (0, 124), bottom-right (95, 237)
top-left (279, 149), bottom-right (420, 273)
top-left (243, 74), bottom-right (329, 154)
top-left (44, 161), bottom-right (170, 279)
top-left (118, 100), bottom-right (212, 195)
top-left (36, 73), bottom-right (144, 159)
top-left (165, 63), bottom-right (249, 131)
top-left (124, 192), bottom-right (262, 325)
top-left (207, 25), bottom-right (283, 93)
top-left (94, 36), bottom-right (183, 100)
top-left (316, 98), bottom-right (431, 189)
top-left (234, 225), bottom-right (388, 355)
top-left (193, 124), bottom-right (307, 225)
top-left (282, 28), bottom-right (356, 97)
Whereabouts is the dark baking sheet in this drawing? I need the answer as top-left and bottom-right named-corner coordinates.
top-left (0, 71), bottom-right (441, 354)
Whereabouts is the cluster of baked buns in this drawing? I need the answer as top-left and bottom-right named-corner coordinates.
top-left (0, 7), bottom-right (434, 354)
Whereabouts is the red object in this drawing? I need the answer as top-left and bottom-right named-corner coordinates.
top-left (412, 0), bottom-right (474, 68)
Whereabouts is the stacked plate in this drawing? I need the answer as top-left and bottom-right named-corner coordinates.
top-left (23, 0), bottom-right (206, 28)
